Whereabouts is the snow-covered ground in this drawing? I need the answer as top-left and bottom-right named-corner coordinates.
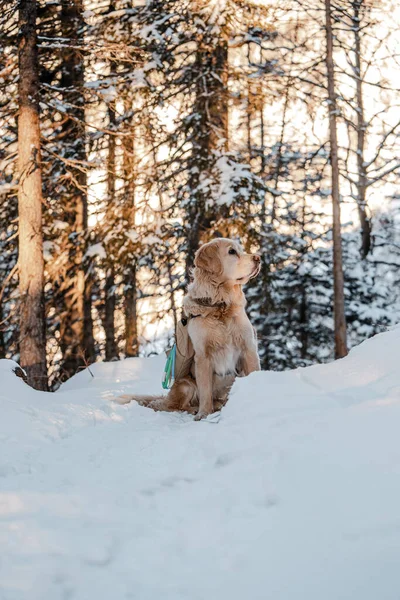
top-left (1, 327), bottom-right (400, 600)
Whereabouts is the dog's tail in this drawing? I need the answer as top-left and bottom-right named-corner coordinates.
top-left (111, 394), bottom-right (167, 410)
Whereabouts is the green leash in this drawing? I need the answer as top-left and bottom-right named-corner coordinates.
top-left (162, 343), bottom-right (176, 390)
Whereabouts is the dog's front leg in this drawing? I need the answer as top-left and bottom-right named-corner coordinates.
top-left (194, 355), bottom-right (213, 420)
top-left (241, 347), bottom-right (261, 376)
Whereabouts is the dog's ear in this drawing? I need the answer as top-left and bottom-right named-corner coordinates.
top-left (194, 243), bottom-right (223, 276)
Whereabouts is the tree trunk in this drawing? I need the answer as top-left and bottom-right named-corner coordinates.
top-left (122, 118), bottom-right (139, 358)
top-left (145, 114), bottom-right (178, 330)
top-left (105, 266), bottom-right (118, 360)
top-left (271, 77), bottom-right (290, 223)
top-left (246, 44), bottom-right (254, 162)
top-left (352, 0), bottom-right (372, 259)
top-left (17, 0), bottom-right (48, 390)
top-left (325, 0), bottom-right (348, 359)
top-left (185, 37), bottom-right (229, 277)
top-left (104, 102), bottom-right (118, 361)
top-left (59, 0), bottom-right (95, 379)
top-left (247, 43), bottom-right (266, 175)
top-left (124, 264), bottom-right (138, 357)
top-left (0, 299), bottom-right (5, 358)
top-left (299, 195), bottom-right (309, 361)
top-left (258, 46), bottom-right (266, 176)
top-left (208, 40), bottom-right (229, 151)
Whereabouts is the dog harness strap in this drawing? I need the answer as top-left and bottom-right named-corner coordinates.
top-left (162, 344), bottom-right (176, 390)
top-left (182, 297), bottom-right (227, 322)
top-left (181, 314), bottom-right (200, 324)
top-left (192, 297), bottom-right (227, 309)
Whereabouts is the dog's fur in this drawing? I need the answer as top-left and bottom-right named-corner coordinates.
top-left (115, 238), bottom-right (261, 419)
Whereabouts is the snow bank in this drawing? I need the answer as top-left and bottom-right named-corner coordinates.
top-left (1, 328), bottom-right (400, 599)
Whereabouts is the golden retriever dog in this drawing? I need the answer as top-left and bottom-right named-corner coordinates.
top-left (116, 238), bottom-right (261, 419)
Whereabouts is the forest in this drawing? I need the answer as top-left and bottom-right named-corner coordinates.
top-left (0, 0), bottom-right (399, 391)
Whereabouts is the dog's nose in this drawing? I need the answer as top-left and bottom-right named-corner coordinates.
top-left (253, 255), bottom-right (260, 263)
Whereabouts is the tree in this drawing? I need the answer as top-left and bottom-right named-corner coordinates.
top-left (336, 0), bottom-right (400, 259)
top-left (324, 0), bottom-right (348, 358)
top-left (351, 0), bottom-right (371, 258)
top-left (122, 113), bottom-right (139, 358)
top-left (56, 0), bottom-right (96, 378)
top-left (103, 94), bottom-right (118, 361)
top-left (17, 0), bottom-right (47, 389)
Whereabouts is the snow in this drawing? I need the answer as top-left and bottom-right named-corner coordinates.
top-left (214, 155), bottom-right (258, 206)
top-left (42, 241), bottom-right (54, 262)
top-left (84, 243), bottom-right (106, 260)
top-left (125, 229), bottom-right (139, 243)
top-left (2, 327), bottom-right (400, 599)
top-left (82, 9), bottom-right (95, 20)
top-left (141, 234), bottom-right (163, 246)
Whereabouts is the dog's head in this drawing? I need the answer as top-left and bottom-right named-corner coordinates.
top-left (194, 238), bottom-right (260, 285)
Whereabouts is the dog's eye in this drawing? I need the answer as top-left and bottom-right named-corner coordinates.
top-left (228, 248), bottom-right (237, 256)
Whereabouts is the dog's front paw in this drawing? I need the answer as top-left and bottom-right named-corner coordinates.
top-left (194, 411), bottom-right (210, 421)
top-left (194, 410), bottom-right (221, 423)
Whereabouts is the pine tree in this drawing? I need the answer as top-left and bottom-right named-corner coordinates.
top-left (58, 0), bottom-right (95, 377)
top-left (17, 0), bottom-right (47, 389)
top-left (0, 2), bottom-right (19, 360)
top-left (325, 0), bottom-right (348, 358)
top-left (122, 111), bottom-right (139, 357)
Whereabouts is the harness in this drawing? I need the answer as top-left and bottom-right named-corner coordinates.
top-left (182, 297), bottom-right (227, 323)
top-left (161, 297), bottom-right (227, 389)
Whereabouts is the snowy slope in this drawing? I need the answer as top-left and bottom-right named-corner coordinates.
top-left (1, 327), bottom-right (400, 600)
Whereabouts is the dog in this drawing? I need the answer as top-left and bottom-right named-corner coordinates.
top-left (115, 238), bottom-right (261, 419)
